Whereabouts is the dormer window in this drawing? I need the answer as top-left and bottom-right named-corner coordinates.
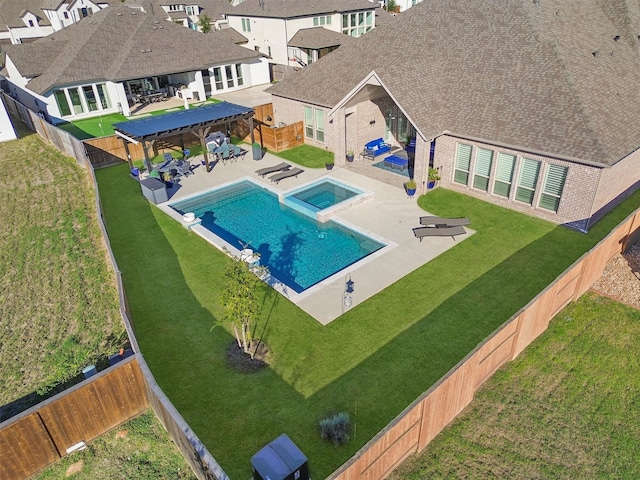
top-left (28, 19), bottom-right (34, 27)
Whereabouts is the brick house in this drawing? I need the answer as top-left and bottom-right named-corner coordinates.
top-left (267, 0), bottom-right (640, 231)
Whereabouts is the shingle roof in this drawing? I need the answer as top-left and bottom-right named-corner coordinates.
top-left (288, 27), bottom-right (354, 49)
top-left (213, 27), bottom-right (248, 45)
top-left (223, 0), bottom-right (376, 19)
top-left (268, 0), bottom-right (640, 167)
top-left (0, 1), bottom-right (52, 29)
top-left (4, 5), bottom-right (262, 95)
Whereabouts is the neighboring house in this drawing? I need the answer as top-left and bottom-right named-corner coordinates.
top-left (1, 5), bottom-right (270, 123)
top-left (267, 0), bottom-right (640, 231)
top-left (223, 0), bottom-right (377, 69)
top-left (0, 0), bottom-right (114, 45)
top-left (159, 0), bottom-right (231, 31)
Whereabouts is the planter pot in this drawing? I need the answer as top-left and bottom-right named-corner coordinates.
top-left (326, 163), bottom-right (334, 170)
top-left (346, 155), bottom-right (354, 162)
top-left (427, 181), bottom-right (436, 189)
top-left (130, 167), bottom-right (140, 177)
top-left (406, 187), bottom-right (416, 196)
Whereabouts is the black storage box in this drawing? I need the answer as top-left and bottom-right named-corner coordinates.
top-left (251, 434), bottom-right (309, 480)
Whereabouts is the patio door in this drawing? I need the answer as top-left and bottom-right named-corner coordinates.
top-left (384, 106), bottom-right (414, 145)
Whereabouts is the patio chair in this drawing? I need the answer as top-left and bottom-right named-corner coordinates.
top-left (269, 167), bottom-right (304, 184)
top-left (419, 216), bottom-right (470, 227)
top-left (163, 152), bottom-right (173, 163)
top-left (218, 143), bottom-right (231, 165)
top-left (174, 160), bottom-right (192, 178)
top-left (233, 145), bottom-right (247, 161)
top-left (255, 162), bottom-right (291, 177)
top-left (412, 225), bottom-right (466, 242)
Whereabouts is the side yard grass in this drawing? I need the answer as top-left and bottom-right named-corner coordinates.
top-left (95, 162), bottom-right (640, 479)
top-left (389, 292), bottom-right (640, 479)
top-left (35, 410), bottom-right (196, 480)
top-left (0, 129), bottom-right (126, 419)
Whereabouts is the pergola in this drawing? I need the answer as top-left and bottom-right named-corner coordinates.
top-left (112, 102), bottom-right (256, 173)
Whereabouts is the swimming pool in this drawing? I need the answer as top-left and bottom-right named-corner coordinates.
top-left (170, 180), bottom-right (385, 293)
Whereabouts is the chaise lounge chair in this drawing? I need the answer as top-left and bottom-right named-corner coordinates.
top-left (412, 225), bottom-right (466, 242)
top-left (419, 216), bottom-right (470, 227)
top-left (269, 167), bottom-right (304, 184)
top-left (255, 162), bottom-right (291, 177)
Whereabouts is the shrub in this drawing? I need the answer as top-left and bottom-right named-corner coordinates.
top-left (319, 412), bottom-right (350, 445)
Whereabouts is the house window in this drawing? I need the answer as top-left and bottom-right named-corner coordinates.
top-left (63, 12), bottom-right (69, 19)
top-left (68, 87), bottom-right (85, 114)
top-left (168, 5), bottom-right (181, 11)
top-left (304, 106), bottom-right (314, 139)
top-left (454, 143), bottom-right (472, 185)
top-left (28, 19), bottom-right (34, 27)
top-left (493, 153), bottom-right (516, 198)
top-left (96, 84), bottom-right (111, 109)
top-left (516, 158), bottom-right (541, 204)
top-left (304, 106), bottom-right (325, 142)
top-left (539, 164), bottom-right (568, 212)
top-left (186, 6), bottom-right (196, 15)
top-left (235, 64), bottom-right (244, 86)
top-left (315, 108), bottom-right (324, 142)
top-left (473, 148), bottom-right (493, 191)
top-left (312, 15), bottom-right (330, 26)
top-left (241, 17), bottom-right (251, 32)
top-left (83, 85), bottom-right (99, 111)
top-left (225, 65), bottom-right (234, 88)
top-left (53, 90), bottom-right (71, 116)
top-left (213, 67), bottom-right (223, 90)
top-left (365, 11), bottom-right (372, 31)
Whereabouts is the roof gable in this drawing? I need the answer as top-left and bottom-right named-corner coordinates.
top-left (269, 0), bottom-right (640, 166)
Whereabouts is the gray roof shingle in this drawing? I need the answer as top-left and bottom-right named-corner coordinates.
top-left (223, 0), bottom-right (376, 19)
top-left (268, 0), bottom-right (640, 166)
top-left (288, 27), bottom-right (355, 49)
top-left (4, 5), bottom-right (262, 95)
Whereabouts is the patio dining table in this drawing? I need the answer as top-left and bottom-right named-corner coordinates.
top-left (141, 91), bottom-right (165, 103)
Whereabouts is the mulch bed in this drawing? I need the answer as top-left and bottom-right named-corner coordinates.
top-left (225, 341), bottom-right (270, 373)
top-left (591, 242), bottom-right (640, 309)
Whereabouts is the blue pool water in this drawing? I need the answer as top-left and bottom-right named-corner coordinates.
top-left (287, 179), bottom-right (361, 212)
top-left (170, 180), bottom-right (385, 293)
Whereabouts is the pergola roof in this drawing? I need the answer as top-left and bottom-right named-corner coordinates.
top-left (113, 102), bottom-right (254, 141)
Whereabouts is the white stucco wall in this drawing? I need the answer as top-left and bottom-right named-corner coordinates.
top-left (0, 97), bottom-right (17, 142)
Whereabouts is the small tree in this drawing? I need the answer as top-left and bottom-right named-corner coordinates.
top-left (216, 251), bottom-right (265, 357)
top-left (385, 0), bottom-right (398, 12)
top-left (198, 14), bottom-right (212, 33)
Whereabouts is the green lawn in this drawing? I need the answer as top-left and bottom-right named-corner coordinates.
top-left (95, 162), bottom-right (640, 479)
top-left (35, 410), bottom-right (196, 480)
top-left (56, 99), bottom-right (221, 140)
top-left (0, 128), bottom-right (126, 419)
top-left (275, 144), bottom-right (334, 168)
top-left (389, 292), bottom-right (640, 479)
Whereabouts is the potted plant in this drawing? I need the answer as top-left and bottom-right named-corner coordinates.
top-left (405, 179), bottom-right (417, 196)
top-left (428, 168), bottom-right (441, 188)
top-left (325, 158), bottom-right (335, 170)
top-left (346, 149), bottom-right (355, 162)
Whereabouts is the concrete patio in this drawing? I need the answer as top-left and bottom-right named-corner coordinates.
top-left (148, 149), bottom-right (473, 324)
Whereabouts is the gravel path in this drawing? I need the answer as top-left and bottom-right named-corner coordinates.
top-left (591, 242), bottom-right (640, 309)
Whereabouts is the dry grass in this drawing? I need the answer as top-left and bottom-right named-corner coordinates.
top-left (34, 410), bottom-right (196, 480)
top-left (389, 292), bottom-right (640, 479)
top-left (0, 127), bottom-right (126, 414)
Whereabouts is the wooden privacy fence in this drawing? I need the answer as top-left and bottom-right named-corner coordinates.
top-left (232, 103), bottom-right (304, 153)
top-left (0, 358), bottom-right (147, 479)
top-left (2, 93), bottom-right (88, 167)
top-left (328, 209), bottom-right (640, 480)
